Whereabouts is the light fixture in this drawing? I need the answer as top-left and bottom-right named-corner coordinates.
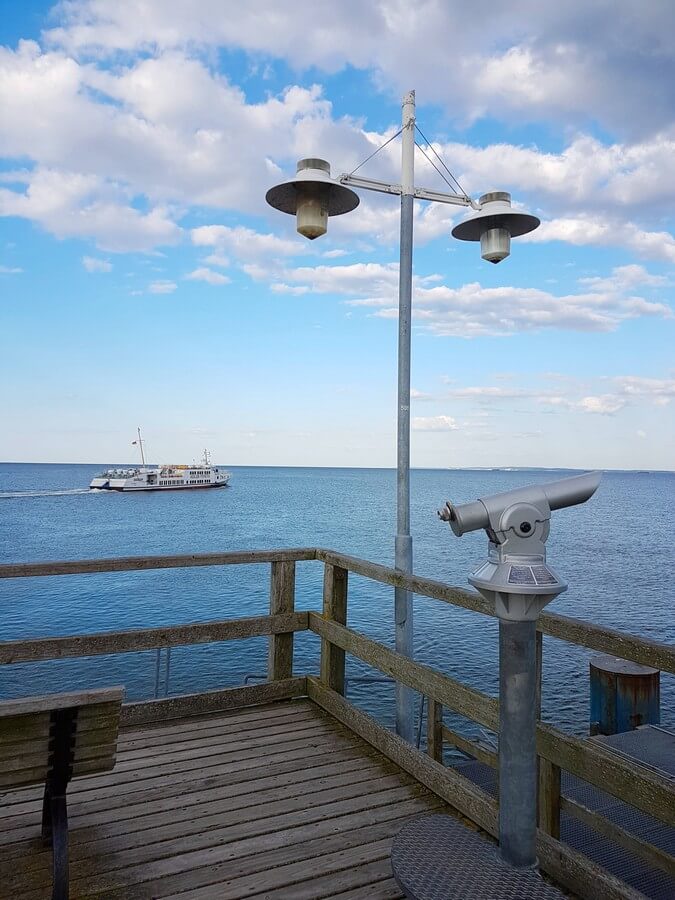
top-left (265, 158), bottom-right (360, 240)
top-left (452, 191), bottom-right (540, 264)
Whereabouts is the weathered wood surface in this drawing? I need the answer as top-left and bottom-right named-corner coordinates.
top-left (0, 614), bottom-right (308, 665)
top-left (0, 687), bottom-right (123, 716)
top-left (320, 563), bottom-right (348, 694)
top-left (0, 548), bottom-right (317, 580)
top-left (539, 757), bottom-right (561, 839)
top-left (0, 699), bottom-right (442, 898)
top-left (310, 613), bottom-right (499, 730)
top-left (441, 725), bottom-right (497, 769)
top-left (267, 560), bottom-right (296, 681)
top-left (427, 697), bottom-right (443, 764)
top-left (120, 677), bottom-right (307, 726)
top-left (315, 548), bottom-right (675, 673)
top-left (307, 676), bottom-right (499, 836)
top-left (307, 680), bottom-right (649, 900)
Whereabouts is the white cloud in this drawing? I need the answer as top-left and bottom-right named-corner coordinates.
top-left (82, 255), bottom-right (112, 272)
top-left (0, 168), bottom-right (181, 252)
top-left (202, 252), bottom-right (230, 268)
top-left (191, 225), bottom-right (307, 261)
top-left (185, 267), bottom-right (231, 285)
top-left (412, 415), bottom-right (458, 432)
top-left (611, 375), bottom-right (675, 405)
top-left (45, 1), bottom-right (675, 138)
top-left (577, 395), bottom-right (626, 415)
top-left (0, 264), bottom-right (22, 274)
top-left (148, 280), bottom-right (177, 294)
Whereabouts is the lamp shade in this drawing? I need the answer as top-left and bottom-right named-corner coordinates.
top-left (265, 159), bottom-right (360, 217)
top-left (452, 192), bottom-right (539, 242)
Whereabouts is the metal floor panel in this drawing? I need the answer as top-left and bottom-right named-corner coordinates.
top-left (453, 726), bottom-right (675, 900)
top-left (391, 814), bottom-right (565, 899)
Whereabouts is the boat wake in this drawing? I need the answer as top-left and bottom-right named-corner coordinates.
top-left (0, 488), bottom-right (100, 500)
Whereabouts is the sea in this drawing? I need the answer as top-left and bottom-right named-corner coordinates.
top-left (1, 463), bottom-right (673, 743)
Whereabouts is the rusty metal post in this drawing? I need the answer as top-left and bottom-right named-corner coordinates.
top-left (590, 655), bottom-right (660, 736)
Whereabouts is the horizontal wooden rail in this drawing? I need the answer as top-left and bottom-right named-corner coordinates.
top-left (1, 546), bottom-right (672, 672)
top-left (537, 721), bottom-right (675, 827)
top-left (313, 611), bottom-right (674, 829)
top-left (307, 677), bottom-right (645, 900)
top-left (442, 724), bottom-right (498, 769)
top-left (0, 613), bottom-right (309, 665)
top-left (315, 548), bottom-right (675, 674)
top-left (0, 548), bottom-right (317, 579)
top-left (561, 796), bottom-right (675, 878)
top-left (309, 612), bottom-right (499, 730)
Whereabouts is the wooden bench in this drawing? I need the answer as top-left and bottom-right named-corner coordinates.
top-left (0, 686), bottom-right (124, 900)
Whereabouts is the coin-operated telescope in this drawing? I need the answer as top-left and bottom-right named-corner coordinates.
top-left (439, 471), bottom-right (602, 620)
top-left (439, 471), bottom-right (602, 870)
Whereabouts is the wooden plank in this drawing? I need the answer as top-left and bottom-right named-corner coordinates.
top-left (0, 741), bottom-right (116, 773)
top-left (320, 563), bottom-right (348, 694)
top-left (0, 709), bottom-right (119, 746)
top-left (260, 856), bottom-right (405, 900)
top-left (427, 698), bottom-right (443, 764)
top-left (0, 613), bottom-right (308, 665)
top-left (307, 677), bottom-right (499, 836)
top-left (441, 725), bottom-right (497, 769)
top-left (324, 877), bottom-right (405, 899)
top-left (118, 705), bottom-right (323, 752)
top-left (537, 721), bottom-right (675, 826)
top-left (0, 547), bottom-right (317, 580)
top-left (267, 561), bottom-right (296, 681)
top-left (309, 614), bottom-right (499, 730)
top-left (88, 801), bottom-right (429, 900)
top-left (539, 757), bottom-right (561, 839)
top-left (0, 687), bottom-right (123, 716)
top-left (306, 681), bottom-right (647, 900)
top-left (561, 796), bottom-right (675, 878)
top-left (315, 548), bottom-right (675, 673)
top-left (0, 749), bottom-right (381, 836)
top-left (118, 699), bottom-right (314, 744)
top-left (1, 770), bottom-right (413, 866)
top-left (15, 786), bottom-right (425, 896)
top-left (108, 720), bottom-right (346, 772)
top-left (120, 676), bottom-right (307, 725)
top-left (163, 836), bottom-right (395, 900)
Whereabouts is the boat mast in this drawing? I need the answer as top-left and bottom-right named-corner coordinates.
top-left (137, 427), bottom-right (146, 466)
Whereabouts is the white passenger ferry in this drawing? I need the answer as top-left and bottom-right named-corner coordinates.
top-left (89, 430), bottom-right (230, 492)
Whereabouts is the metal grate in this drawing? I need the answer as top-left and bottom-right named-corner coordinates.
top-left (391, 814), bottom-right (565, 899)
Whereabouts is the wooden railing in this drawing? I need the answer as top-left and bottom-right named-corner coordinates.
top-left (0, 547), bottom-right (673, 900)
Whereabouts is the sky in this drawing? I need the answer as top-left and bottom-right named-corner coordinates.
top-left (1, 1), bottom-right (674, 469)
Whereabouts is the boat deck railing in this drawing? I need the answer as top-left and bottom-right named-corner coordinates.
top-left (1, 547), bottom-right (673, 900)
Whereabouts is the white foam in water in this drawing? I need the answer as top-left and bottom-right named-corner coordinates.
top-left (0, 488), bottom-right (99, 499)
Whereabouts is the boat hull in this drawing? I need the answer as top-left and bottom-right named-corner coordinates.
top-left (93, 481), bottom-right (229, 492)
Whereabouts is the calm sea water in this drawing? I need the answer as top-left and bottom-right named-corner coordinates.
top-left (1, 463), bottom-right (673, 740)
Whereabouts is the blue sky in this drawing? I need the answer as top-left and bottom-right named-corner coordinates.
top-left (1, 1), bottom-right (674, 468)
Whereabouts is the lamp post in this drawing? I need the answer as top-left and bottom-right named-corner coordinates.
top-left (266, 90), bottom-right (540, 742)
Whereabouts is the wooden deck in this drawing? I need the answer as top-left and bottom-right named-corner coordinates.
top-left (0, 699), bottom-right (447, 898)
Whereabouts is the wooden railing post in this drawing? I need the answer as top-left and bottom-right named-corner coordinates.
top-left (267, 560), bottom-right (296, 681)
top-left (427, 697), bottom-right (443, 763)
top-left (320, 563), bottom-right (348, 694)
top-left (539, 757), bottom-right (561, 839)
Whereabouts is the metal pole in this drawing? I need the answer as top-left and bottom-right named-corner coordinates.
top-left (499, 618), bottom-right (538, 868)
top-left (395, 90), bottom-right (416, 742)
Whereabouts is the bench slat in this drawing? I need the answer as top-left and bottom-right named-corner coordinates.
top-left (0, 687), bottom-right (123, 718)
top-left (0, 687), bottom-right (123, 792)
top-left (0, 710), bottom-right (121, 746)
